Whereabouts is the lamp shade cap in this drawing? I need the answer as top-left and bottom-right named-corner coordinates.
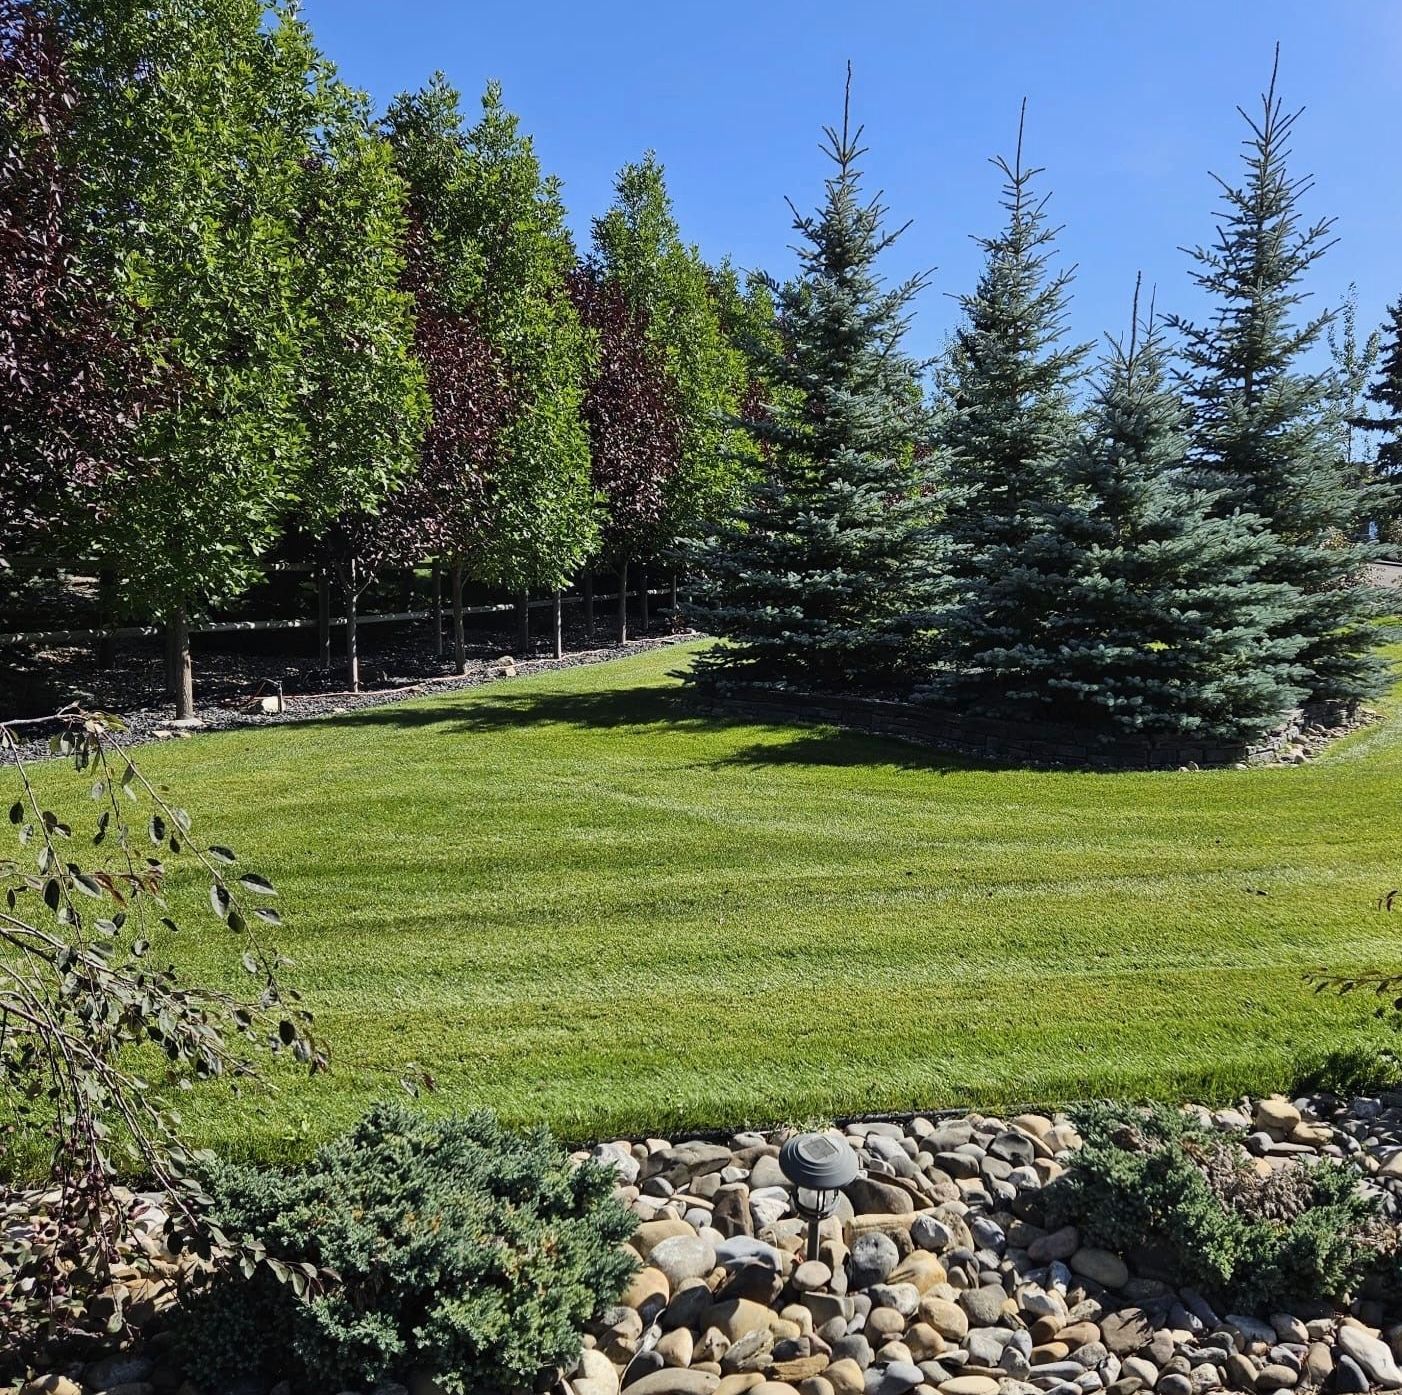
top-left (778, 1131), bottom-right (860, 1190)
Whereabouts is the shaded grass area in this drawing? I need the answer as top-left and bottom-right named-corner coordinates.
top-left (14, 640), bottom-right (1402, 1163)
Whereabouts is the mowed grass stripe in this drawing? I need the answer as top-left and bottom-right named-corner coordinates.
top-left (17, 638), bottom-right (1402, 1161)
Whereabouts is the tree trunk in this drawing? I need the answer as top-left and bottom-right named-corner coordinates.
top-left (639, 564), bottom-right (649, 632)
top-left (451, 558), bottom-right (466, 675)
top-left (670, 573), bottom-right (679, 617)
top-left (432, 564), bottom-right (443, 659)
top-left (552, 590), bottom-right (564, 660)
top-left (345, 558), bottom-right (360, 693)
top-left (171, 604), bottom-right (193, 720)
top-left (583, 571), bottom-right (594, 643)
top-left (317, 569), bottom-right (332, 669)
top-left (516, 588), bottom-right (530, 656)
top-left (617, 560), bottom-right (629, 644)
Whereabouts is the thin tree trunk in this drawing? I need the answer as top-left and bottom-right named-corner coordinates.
top-left (451, 558), bottom-right (466, 675)
top-left (317, 569), bottom-right (332, 669)
top-left (552, 590), bottom-right (563, 660)
top-left (639, 564), bottom-right (649, 632)
top-left (583, 571), bottom-right (594, 643)
top-left (432, 564), bottom-right (443, 659)
top-left (617, 559), bottom-right (629, 644)
top-left (345, 558), bottom-right (360, 693)
top-left (670, 573), bottom-right (678, 616)
top-left (516, 588), bottom-right (530, 656)
top-left (171, 604), bottom-right (193, 720)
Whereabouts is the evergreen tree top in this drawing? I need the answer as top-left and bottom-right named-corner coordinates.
top-left (1171, 46), bottom-right (1337, 404)
top-left (748, 63), bottom-right (930, 467)
top-left (948, 99), bottom-right (1088, 415)
top-left (1069, 276), bottom-right (1186, 524)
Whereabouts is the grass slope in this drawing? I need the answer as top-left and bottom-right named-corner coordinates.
top-left (18, 641), bottom-right (1402, 1162)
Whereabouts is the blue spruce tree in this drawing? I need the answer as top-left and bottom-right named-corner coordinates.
top-left (686, 68), bottom-right (935, 692)
top-left (925, 104), bottom-right (1090, 712)
top-left (1037, 281), bottom-right (1306, 739)
top-left (1172, 52), bottom-right (1388, 705)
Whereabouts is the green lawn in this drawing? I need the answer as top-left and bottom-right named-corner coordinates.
top-left (18, 640), bottom-right (1402, 1163)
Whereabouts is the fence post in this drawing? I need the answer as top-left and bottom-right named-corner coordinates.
top-left (317, 569), bottom-right (332, 669)
top-left (552, 590), bottom-right (563, 660)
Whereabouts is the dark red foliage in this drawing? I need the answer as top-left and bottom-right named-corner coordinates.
top-left (570, 265), bottom-right (682, 560)
top-left (0, 0), bottom-right (152, 559)
top-left (366, 224), bottom-right (513, 567)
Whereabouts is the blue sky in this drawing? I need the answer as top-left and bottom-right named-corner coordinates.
top-left (301, 1), bottom-right (1402, 368)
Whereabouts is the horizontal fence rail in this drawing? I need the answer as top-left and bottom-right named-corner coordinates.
top-left (0, 588), bottom-right (677, 649)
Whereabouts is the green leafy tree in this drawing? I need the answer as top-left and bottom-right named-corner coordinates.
top-left (1171, 52), bottom-right (1387, 703)
top-left (926, 104), bottom-right (1090, 711)
top-left (592, 154), bottom-right (748, 569)
top-left (385, 77), bottom-right (598, 660)
top-left (1034, 283), bottom-right (1305, 737)
top-left (55, 0), bottom-right (323, 717)
top-left (293, 76), bottom-right (428, 691)
top-left (687, 70), bottom-right (935, 691)
top-left (458, 83), bottom-right (599, 612)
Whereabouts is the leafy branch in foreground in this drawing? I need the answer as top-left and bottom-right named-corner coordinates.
top-left (0, 708), bottom-right (327, 1356)
top-left (1305, 889), bottom-right (1402, 1020)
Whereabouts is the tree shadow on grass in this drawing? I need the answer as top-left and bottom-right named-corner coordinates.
top-left (332, 682), bottom-right (1008, 775)
top-left (712, 728), bottom-right (1018, 775)
top-left (330, 682), bottom-right (722, 737)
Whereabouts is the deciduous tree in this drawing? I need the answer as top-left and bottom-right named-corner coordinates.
top-left (591, 155), bottom-right (748, 584)
top-left (55, 0), bottom-right (321, 717)
top-left (293, 75), bottom-right (428, 691)
top-left (0, 0), bottom-right (152, 565)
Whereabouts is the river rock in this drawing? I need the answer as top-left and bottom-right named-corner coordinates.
top-left (849, 1230), bottom-right (900, 1288)
top-left (1071, 1247), bottom-right (1129, 1290)
top-left (652, 1235), bottom-right (718, 1288)
top-left (1337, 1324), bottom-right (1402, 1389)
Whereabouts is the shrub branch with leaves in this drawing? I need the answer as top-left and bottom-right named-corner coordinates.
top-left (0, 709), bottom-right (325, 1356)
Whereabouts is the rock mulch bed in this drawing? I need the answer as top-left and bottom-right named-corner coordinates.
top-left (567, 1092), bottom-right (1402, 1395)
top-left (9, 1092), bottom-right (1402, 1395)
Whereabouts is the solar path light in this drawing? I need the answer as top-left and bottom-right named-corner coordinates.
top-left (778, 1131), bottom-right (859, 1263)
